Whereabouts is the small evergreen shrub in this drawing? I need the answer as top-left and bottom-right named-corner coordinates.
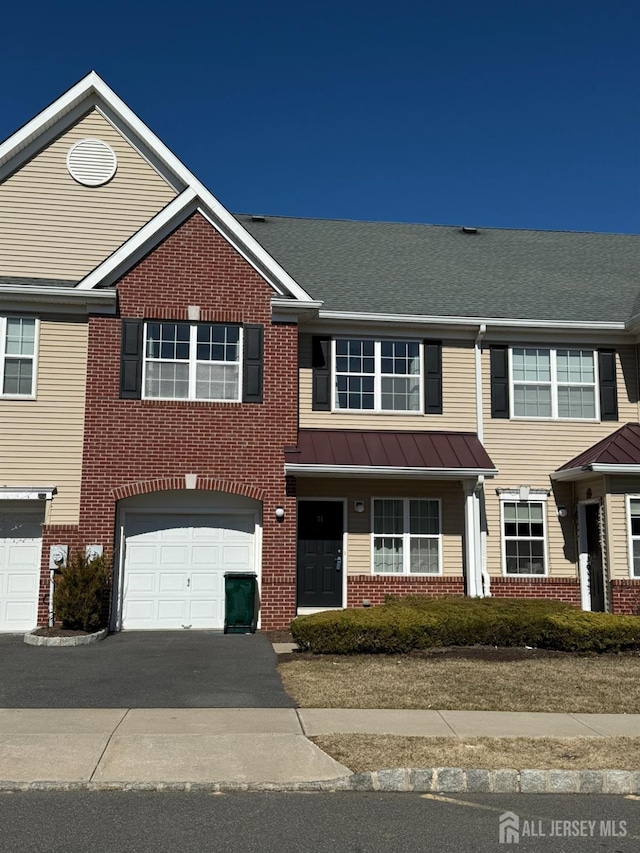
top-left (290, 596), bottom-right (640, 654)
top-left (53, 550), bottom-right (110, 632)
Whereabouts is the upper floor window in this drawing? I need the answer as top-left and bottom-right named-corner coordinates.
top-left (510, 348), bottom-right (598, 420)
top-left (143, 322), bottom-right (241, 401)
top-left (333, 339), bottom-right (422, 412)
top-left (0, 317), bottom-right (37, 398)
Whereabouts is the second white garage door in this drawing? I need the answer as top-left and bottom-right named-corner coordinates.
top-left (0, 502), bottom-right (43, 633)
top-left (122, 513), bottom-right (256, 630)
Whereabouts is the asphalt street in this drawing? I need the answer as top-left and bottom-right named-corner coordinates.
top-left (0, 632), bottom-right (295, 708)
top-left (0, 792), bottom-right (638, 853)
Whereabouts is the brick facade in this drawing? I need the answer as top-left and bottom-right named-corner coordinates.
top-left (347, 575), bottom-right (465, 607)
top-left (490, 576), bottom-right (582, 606)
top-left (37, 212), bottom-right (298, 629)
top-left (610, 579), bottom-right (640, 616)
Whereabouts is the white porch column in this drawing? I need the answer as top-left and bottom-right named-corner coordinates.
top-left (463, 480), bottom-right (479, 597)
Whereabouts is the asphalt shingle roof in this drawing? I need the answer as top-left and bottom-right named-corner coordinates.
top-left (235, 215), bottom-right (640, 323)
top-left (0, 275), bottom-right (77, 288)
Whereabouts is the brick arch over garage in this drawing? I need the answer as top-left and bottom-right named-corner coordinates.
top-left (110, 477), bottom-right (266, 502)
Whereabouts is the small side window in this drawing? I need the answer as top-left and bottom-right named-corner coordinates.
top-left (0, 317), bottom-right (37, 398)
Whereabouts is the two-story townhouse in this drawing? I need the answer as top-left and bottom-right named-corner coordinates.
top-left (1, 72), bottom-right (640, 634)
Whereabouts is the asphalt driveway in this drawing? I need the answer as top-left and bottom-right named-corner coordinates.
top-left (0, 632), bottom-right (295, 708)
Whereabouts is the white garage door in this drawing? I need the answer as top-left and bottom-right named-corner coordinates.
top-left (0, 502), bottom-right (43, 632)
top-left (122, 513), bottom-right (255, 629)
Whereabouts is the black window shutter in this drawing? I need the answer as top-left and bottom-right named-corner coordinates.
top-left (243, 324), bottom-right (264, 403)
top-left (598, 349), bottom-right (618, 421)
top-left (120, 319), bottom-right (142, 399)
top-left (424, 341), bottom-right (443, 414)
top-left (490, 346), bottom-right (510, 419)
top-left (312, 336), bottom-right (331, 411)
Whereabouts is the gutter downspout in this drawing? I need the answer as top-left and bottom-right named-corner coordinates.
top-left (475, 324), bottom-right (490, 597)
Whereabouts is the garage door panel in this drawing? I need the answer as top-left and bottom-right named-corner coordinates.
top-left (122, 511), bottom-right (257, 630)
top-left (126, 544), bottom-right (157, 566)
top-left (6, 572), bottom-right (38, 594)
top-left (222, 545), bottom-right (252, 568)
top-left (123, 600), bottom-right (155, 623)
top-left (159, 545), bottom-right (189, 566)
top-left (126, 572), bottom-right (157, 594)
top-left (4, 602), bottom-right (36, 625)
top-left (190, 571), bottom-right (221, 593)
top-left (157, 599), bottom-right (187, 621)
top-left (158, 573), bottom-right (188, 592)
top-left (191, 545), bottom-right (220, 567)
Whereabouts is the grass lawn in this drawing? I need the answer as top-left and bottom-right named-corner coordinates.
top-left (279, 650), bottom-right (640, 713)
top-left (311, 735), bottom-right (640, 773)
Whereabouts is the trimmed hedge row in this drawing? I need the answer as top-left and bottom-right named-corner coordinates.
top-left (289, 596), bottom-right (640, 654)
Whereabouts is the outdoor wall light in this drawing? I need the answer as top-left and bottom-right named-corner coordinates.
top-left (557, 507), bottom-right (568, 518)
top-left (274, 506), bottom-right (285, 522)
top-left (354, 500), bottom-right (365, 513)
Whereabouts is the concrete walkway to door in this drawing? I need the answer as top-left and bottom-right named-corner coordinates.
top-left (0, 632), bottom-right (295, 708)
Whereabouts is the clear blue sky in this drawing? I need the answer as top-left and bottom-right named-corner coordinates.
top-left (1, 0), bottom-right (639, 233)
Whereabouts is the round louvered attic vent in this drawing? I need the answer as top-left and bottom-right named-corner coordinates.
top-left (66, 138), bottom-right (117, 186)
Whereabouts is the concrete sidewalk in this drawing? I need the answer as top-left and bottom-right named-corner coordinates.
top-left (1, 708), bottom-right (639, 785)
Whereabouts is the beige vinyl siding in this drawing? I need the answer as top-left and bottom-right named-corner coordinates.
top-left (0, 109), bottom-right (177, 280)
top-left (299, 335), bottom-right (477, 431)
top-left (602, 475), bottom-right (640, 580)
top-left (482, 344), bottom-right (637, 579)
top-left (296, 478), bottom-right (465, 577)
top-left (0, 319), bottom-right (87, 524)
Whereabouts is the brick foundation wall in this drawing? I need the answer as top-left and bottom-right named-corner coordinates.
top-left (490, 576), bottom-right (581, 606)
top-left (38, 213), bottom-right (299, 630)
top-left (610, 579), bottom-right (640, 616)
top-left (347, 575), bottom-right (465, 607)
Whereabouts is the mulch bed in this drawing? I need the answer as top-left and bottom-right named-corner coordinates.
top-left (31, 627), bottom-right (93, 637)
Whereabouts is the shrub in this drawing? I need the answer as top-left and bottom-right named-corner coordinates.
top-left (53, 550), bottom-right (110, 632)
top-left (290, 596), bottom-right (640, 655)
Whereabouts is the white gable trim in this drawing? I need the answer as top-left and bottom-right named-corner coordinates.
top-left (77, 189), bottom-right (198, 290)
top-left (0, 72), bottom-right (314, 303)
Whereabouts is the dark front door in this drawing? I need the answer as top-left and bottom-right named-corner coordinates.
top-left (585, 503), bottom-right (606, 612)
top-left (297, 500), bottom-right (343, 607)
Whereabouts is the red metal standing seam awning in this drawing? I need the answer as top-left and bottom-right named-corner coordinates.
top-left (552, 423), bottom-right (640, 480)
top-left (284, 430), bottom-right (497, 478)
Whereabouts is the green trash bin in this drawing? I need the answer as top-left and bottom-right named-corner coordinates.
top-left (223, 572), bottom-right (258, 634)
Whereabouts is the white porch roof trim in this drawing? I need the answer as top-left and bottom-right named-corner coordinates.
top-left (551, 464), bottom-right (640, 482)
top-left (285, 463), bottom-right (498, 479)
top-left (0, 486), bottom-right (57, 500)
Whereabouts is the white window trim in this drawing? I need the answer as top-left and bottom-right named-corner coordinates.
top-left (331, 338), bottom-right (424, 414)
top-left (0, 316), bottom-right (38, 400)
top-left (508, 347), bottom-right (600, 421)
top-left (370, 496), bottom-right (443, 576)
top-left (499, 491), bottom-right (549, 577)
top-left (142, 322), bottom-right (243, 402)
top-left (625, 494), bottom-right (640, 579)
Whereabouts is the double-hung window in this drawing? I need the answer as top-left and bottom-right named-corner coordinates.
top-left (0, 317), bottom-right (37, 398)
top-left (627, 497), bottom-right (640, 578)
top-left (334, 339), bottom-right (422, 412)
top-left (510, 348), bottom-right (597, 419)
top-left (501, 499), bottom-right (547, 575)
top-left (143, 322), bottom-right (241, 401)
top-left (372, 498), bottom-right (441, 574)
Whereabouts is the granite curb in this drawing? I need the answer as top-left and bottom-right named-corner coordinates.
top-left (1, 768), bottom-right (639, 794)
